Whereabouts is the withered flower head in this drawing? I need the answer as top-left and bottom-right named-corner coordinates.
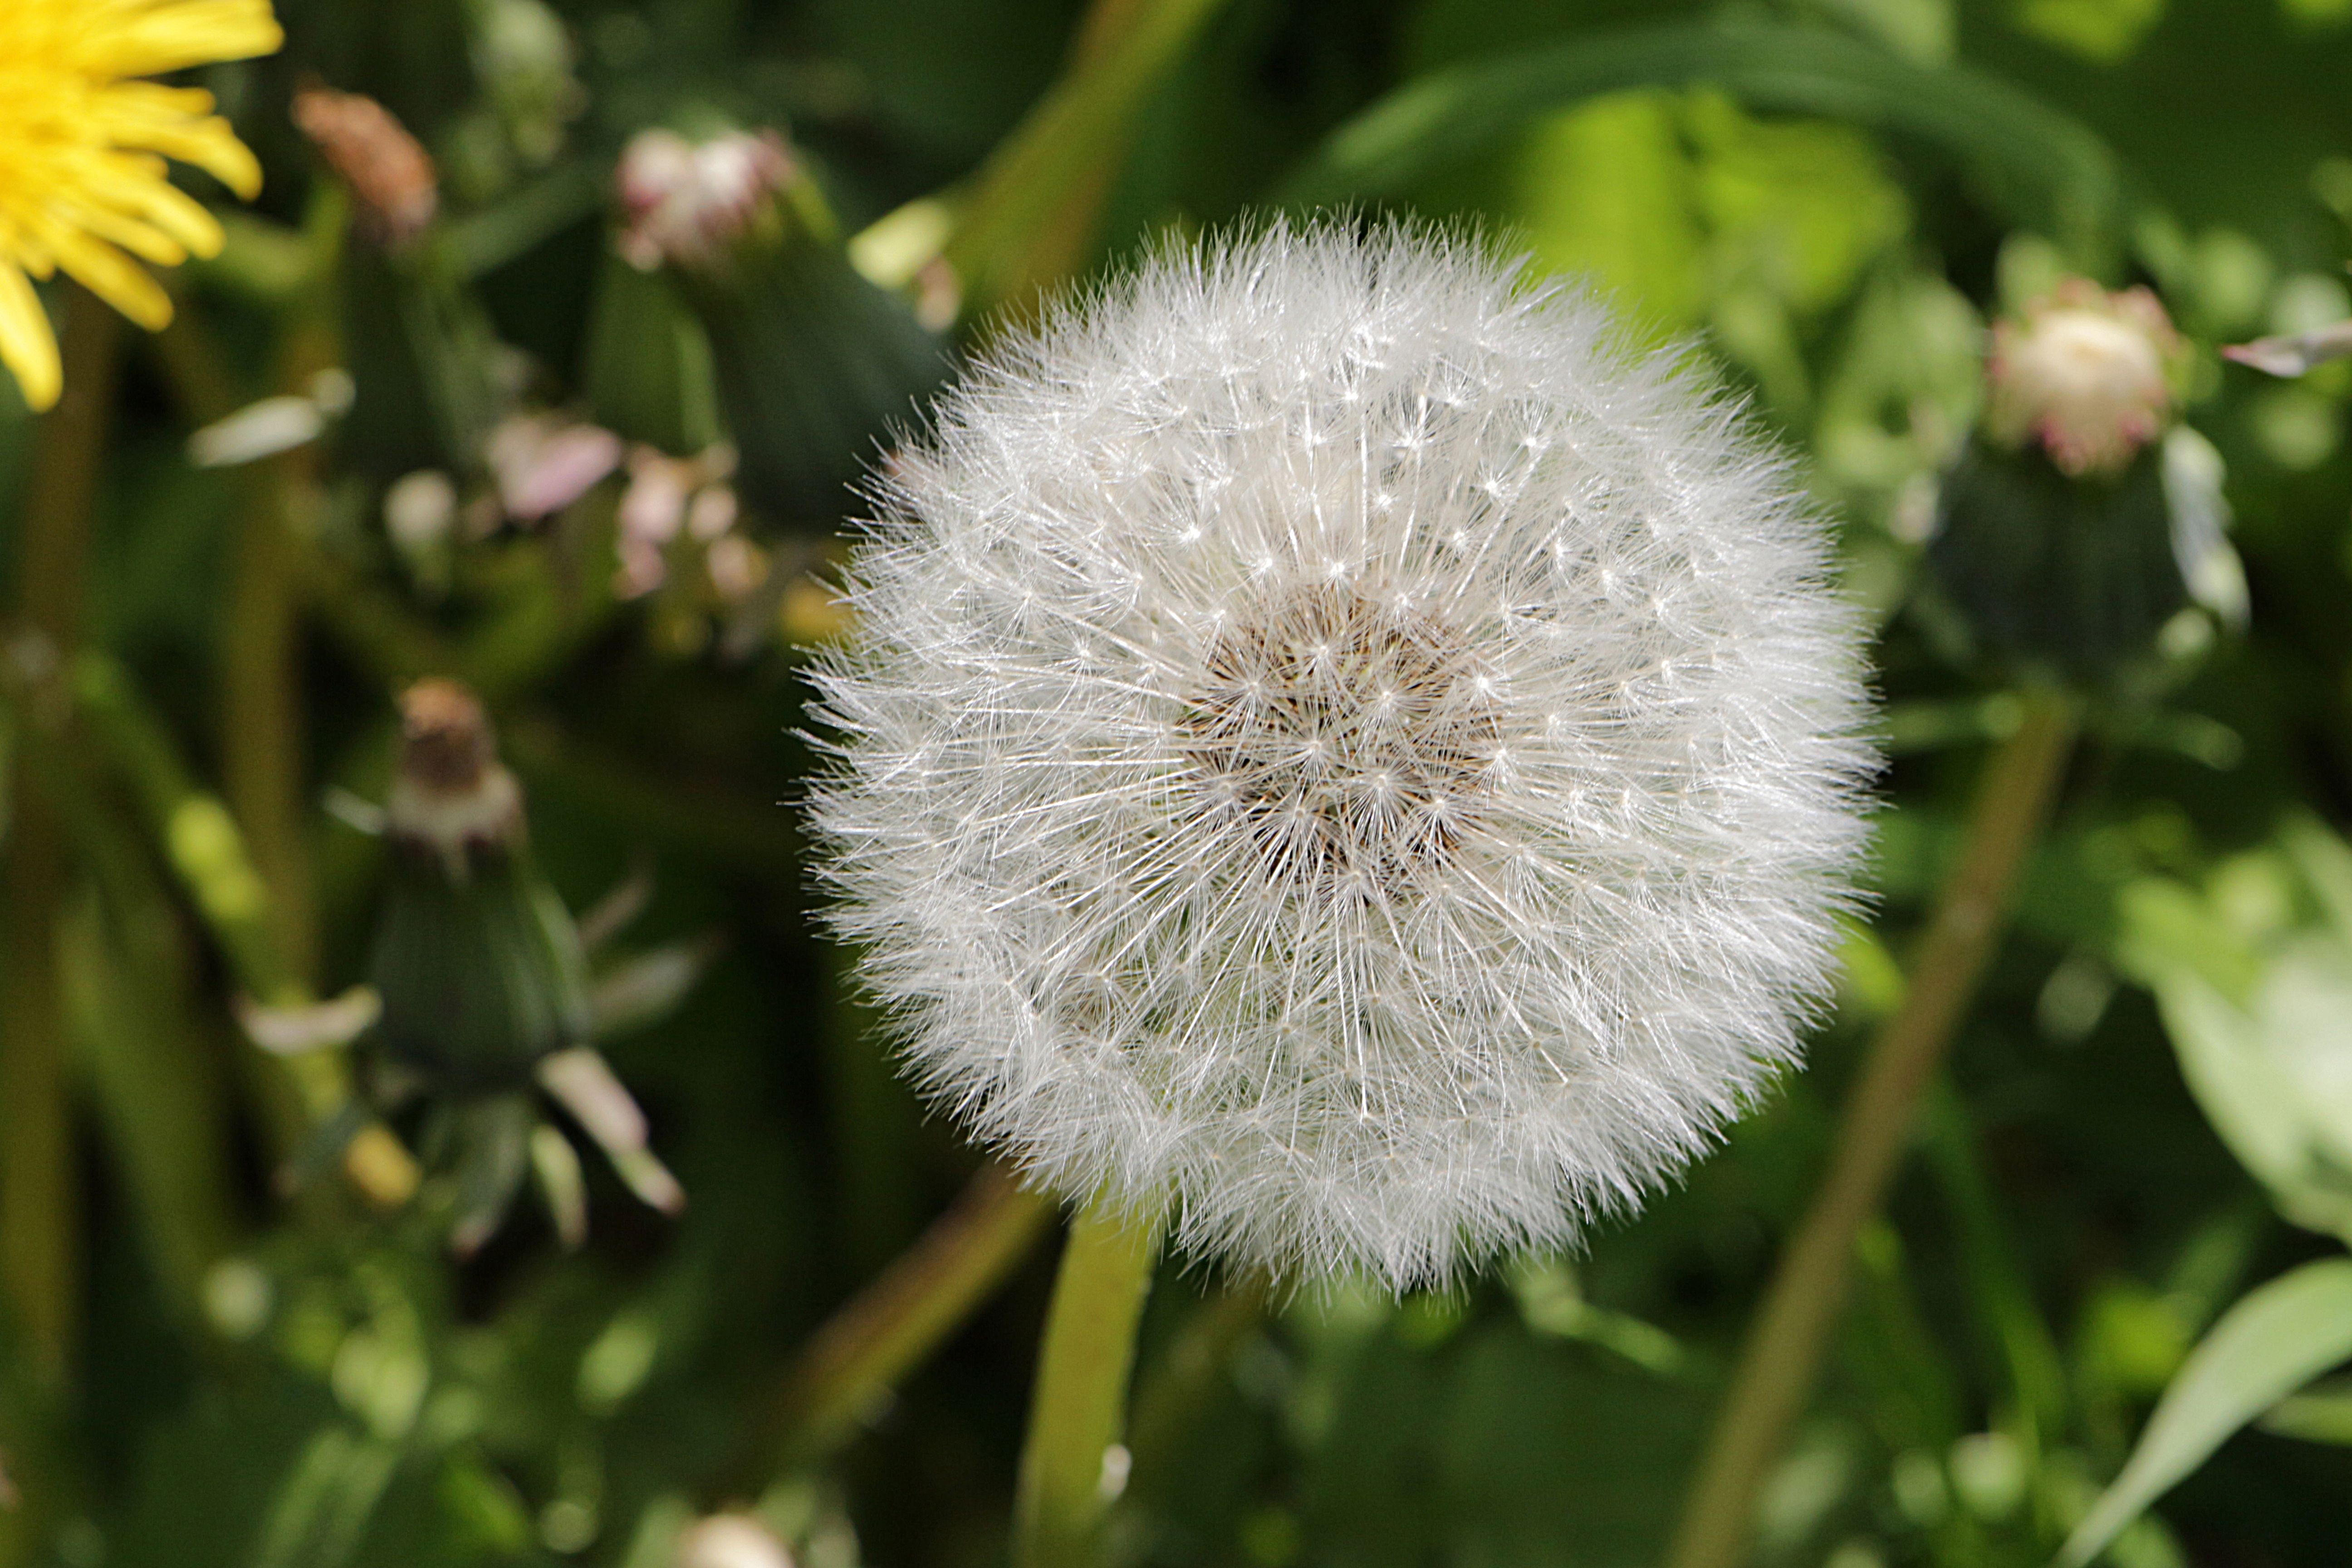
top-left (1985, 280), bottom-right (2184, 479)
top-left (294, 83), bottom-right (439, 248)
top-left (390, 678), bottom-right (523, 875)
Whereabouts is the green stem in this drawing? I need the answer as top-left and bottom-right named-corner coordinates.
top-left (0, 285), bottom-right (119, 1568)
top-left (1013, 1196), bottom-right (1162, 1568)
top-left (144, 305), bottom-right (419, 1212)
top-left (731, 1162), bottom-right (1054, 1487)
top-left (0, 286), bottom-right (120, 1389)
top-left (219, 336), bottom-right (336, 993)
top-left (945, 0), bottom-right (1233, 314)
top-left (1663, 688), bottom-right (2079, 1568)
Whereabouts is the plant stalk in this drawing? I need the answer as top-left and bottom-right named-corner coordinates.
top-left (146, 300), bottom-right (419, 1211)
top-left (946, 0), bottom-right (1232, 314)
top-left (0, 286), bottom-right (120, 1389)
top-left (1012, 1196), bottom-right (1162, 1568)
top-left (1663, 688), bottom-right (2078, 1568)
top-left (730, 1161), bottom-right (1054, 1486)
top-left (218, 321), bottom-right (337, 994)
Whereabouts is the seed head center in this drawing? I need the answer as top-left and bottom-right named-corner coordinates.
top-left (1180, 584), bottom-right (1499, 885)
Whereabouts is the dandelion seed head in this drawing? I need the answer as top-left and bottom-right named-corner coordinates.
top-left (808, 220), bottom-right (1875, 1289)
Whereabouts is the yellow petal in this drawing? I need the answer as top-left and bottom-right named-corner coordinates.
top-left (93, 0), bottom-right (284, 77)
top-left (28, 212), bottom-right (172, 331)
top-left (54, 193), bottom-right (191, 268)
top-left (103, 84), bottom-right (266, 200)
top-left (45, 150), bottom-right (201, 263)
top-left (0, 266), bottom-right (64, 413)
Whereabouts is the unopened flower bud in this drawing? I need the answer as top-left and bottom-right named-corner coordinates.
top-left (388, 678), bottom-right (525, 877)
top-left (617, 129), bottom-right (799, 273)
top-left (1985, 281), bottom-right (2182, 478)
top-left (362, 680), bottom-right (686, 1245)
top-left (1929, 278), bottom-right (2227, 676)
top-left (611, 128), bottom-right (950, 520)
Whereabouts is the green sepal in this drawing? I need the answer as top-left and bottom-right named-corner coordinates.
top-left (367, 845), bottom-right (594, 1094)
top-left (436, 1093), bottom-right (537, 1255)
top-left (582, 248), bottom-right (723, 455)
top-left (1925, 438), bottom-right (2186, 676)
top-left (675, 234), bottom-right (952, 524)
top-left (338, 236), bottom-right (505, 483)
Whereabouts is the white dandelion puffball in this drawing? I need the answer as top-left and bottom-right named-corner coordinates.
top-left (808, 221), bottom-right (1875, 1289)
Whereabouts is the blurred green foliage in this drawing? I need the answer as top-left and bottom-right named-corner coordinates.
top-left (3, 0), bottom-right (2352, 1565)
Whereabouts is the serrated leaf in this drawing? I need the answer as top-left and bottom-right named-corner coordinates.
top-left (2059, 1258), bottom-right (2352, 1567)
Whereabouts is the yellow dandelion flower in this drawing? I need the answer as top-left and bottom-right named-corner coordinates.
top-left (0, 0), bottom-right (283, 411)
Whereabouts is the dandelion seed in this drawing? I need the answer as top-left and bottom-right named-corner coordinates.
top-left (808, 221), bottom-right (1875, 1289)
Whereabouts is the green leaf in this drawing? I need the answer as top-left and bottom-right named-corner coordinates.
top-left (2114, 877), bottom-right (2261, 1008)
top-left (2058, 1258), bottom-right (2352, 1567)
top-left (61, 884), bottom-right (241, 1320)
top-left (2260, 1375), bottom-right (2352, 1446)
top-left (1278, 20), bottom-right (2122, 261)
top-left (2282, 814), bottom-right (2352, 949)
top-left (2142, 965), bottom-right (2352, 1239)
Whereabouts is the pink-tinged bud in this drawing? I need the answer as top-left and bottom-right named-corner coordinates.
top-left (616, 129), bottom-right (797, 272)
top-left (1985, 280), bottom-right (2184, 478)
top-left (613, 443), bottom-right (740, 599)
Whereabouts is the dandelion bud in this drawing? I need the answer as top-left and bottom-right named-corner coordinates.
top-left (375, 679), bottom-right (581, 1094)
top-left (293, 85), bottom-right (440, 249)
top-left (612, 127), bottom-right (951, 521)
top-left (617, 129), bottom-right (798, 274)
top-left (1929, 279), bottom-right (2225, 676)
top-left (1984, 281), bottom-right (2182, 478)
top-left (386, 679), bottom-right (526, 882)
top-left (370, 680), bottom-right (683, 1245)
top-left (809, 222), bottom-right (1875, 1289)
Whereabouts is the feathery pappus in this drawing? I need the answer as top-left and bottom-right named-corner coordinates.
top-left (808, 220), bottom-right (1875, 1289)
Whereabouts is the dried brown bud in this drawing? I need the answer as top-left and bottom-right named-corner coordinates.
top-left (399, 678), bottom-right (494, 792)
top-left (392, 679), bottom-right (522, 870)
top-left (294, 84), bottom-right (439, 248)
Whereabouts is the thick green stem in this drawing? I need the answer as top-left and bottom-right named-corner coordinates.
top-left (219, 312), bottom-right (338, 992)
top-left (0, 286), bottom-right (119, 1568)
top-left (1664, 689), bottom-right (2079, 1568)
top-left (730, 1162), bottom-right (1054, 1488)
top-left (1, 286), bottom-right (120, 1389)
top-left (946, 0), bottom-right (1233, 314)
top-left (1013, 1196), bottom-right (1162, 1568)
